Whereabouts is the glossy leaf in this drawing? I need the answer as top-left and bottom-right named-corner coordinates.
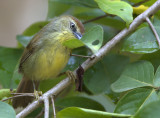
top-left (16, 35), bottom-right (33, 47)
top-left (95, 0), bottom-right (133, 26)
top-left (10, 63), bottom-right (23, 88)
top-left (111, 61), bottom-right (154, 93)
top-left (154, 65), bottom-right (160, 87)
top-left (17, 21), bottom-right (49, 47)
top-left (62, 39), bottom-right (84, 49)
top-left (56, 96), bottom-right (105, 111)
top-left (0, 89), bottom-right (16, 100)
top-left (57, 107), bottom-right (131, 118)
top-left (23, 21), bottom-right (49, 36)
top-left (84, 54), bottom-right (129, 94)
top-left (121, 26), bottom-right (159, 54)
top-left (80, 94), bottom-right (115, 112)
top-left (75, 9), bottom-right (125, 30)
top-left (128, 0), bottom-right (157, 6)
top-left (0, 47), bottom-right (22, 88)
top-left (115, 88), bottom-right (159, 115)
top-left (63, 25), bottom-right (103, 53)
top-left (47, 0), bottom-right (70, 19)
top-left (0, 101), bottom-right (16, 118)
top-left (134, 100), bottom-right (160, 118)
top-left (52, 0), bottom-right (98, 8)
top-left (140, 50), bottom-right (160, 69)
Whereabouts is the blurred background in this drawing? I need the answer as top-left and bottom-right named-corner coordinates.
top-left (0, 0), bottom-right (48, 47)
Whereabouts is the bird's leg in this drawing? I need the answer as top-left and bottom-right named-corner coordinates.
top-left (32, 80), bottom-right (42, 100)
top-left (58, 68), bottom-right (84, 91)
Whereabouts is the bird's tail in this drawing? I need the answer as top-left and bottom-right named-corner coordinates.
top-left (12, 76), bottom-right (39, 109)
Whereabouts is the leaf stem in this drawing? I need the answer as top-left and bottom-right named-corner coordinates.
top-left (146, 17), bottom-right (160, 48)
top-left (82, 14), bottom-right (114, 24)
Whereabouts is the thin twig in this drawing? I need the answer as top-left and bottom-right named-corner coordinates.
top-left (44, 96), bottom-right (49, 118)
top-left (2, 95), bottom-right (34, 102)
top-left (82, 14), bottom-right (114, 24)
top-left (16, 1), bottom-right (160, 118)
top-left (133, 0), bottom-right (150, 7)
top-left (51, 96), bottom-right (56, 118)
top-left (146, 17), bottom-right (160, 48)
top-left (11, 93), bottom-right (34, 95)
top-left (71, 54), bottom-right (91, 58)
top-left (35, 108), bottom-right (44, 118)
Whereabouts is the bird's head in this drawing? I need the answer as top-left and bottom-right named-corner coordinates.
top-left (48, 15), bottom-right (85, 41)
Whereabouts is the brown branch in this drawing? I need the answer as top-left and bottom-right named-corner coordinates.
top-left (82, 14), bottom-right (115, 24)
top-left (82, 14), bottom-right (107, 24)
top-left (16, 1), bottom-right (160, 118)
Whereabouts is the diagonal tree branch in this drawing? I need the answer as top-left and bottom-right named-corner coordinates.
top-left (16, 0), bottom-right (160, 118)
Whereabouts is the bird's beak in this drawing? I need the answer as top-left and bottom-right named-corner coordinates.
top-left (74, 32), bottom-right (82, 40)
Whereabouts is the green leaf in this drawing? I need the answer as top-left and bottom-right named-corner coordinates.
top-left (134, 100), bottom-right (160, 118)
top-left (154, 65), bottom-right (160, 87)
top-left (64, 47), bottom-right (88, 71)
top-left (140, 50), bottom-right (160, 69)
top-left (63, 39), bottom-right (84, 49)
top-left (95, 0), bottom-right (133, 26)
top-left (0, 101), bottom-right (16, 118)
top-left (23, 21), bottom-right (49, 36)
top-left (128, 0), bottom-right (157, 6)
top-left (81, 25), bottom-right (103, 53)
top-left (57, 107), bottom-right (131, 118)
top-left (56, 96), bottom-right (105, 111)
top-left (0, 47), bottom-right (22, 88)
top-left (75, 10), bottom-right (126, 30)
top-left (80, 94), bottom-right (116, 112)
top-left (121, 26), bottom-right (159, 54)
top-left (0, 89), bottom-right (16, 100)
top-left (16, 35), bottom-right (33, 47)
top-left (52, 0), bottom-right (98, 8)
top-left (17, 21), bottom-right (49, 47)
top-left (10, 62), bottom-right (22, 88)
top-left (63, 25), bottom-right (103, 53)
top-left (115, 88), bottom-right (159, 115)
top-left (47, 0), bottom-right (70, 19)
top-left (84, 54), bottom-right (129, 94)
top-left (111, 61), bottom-right (154, 93)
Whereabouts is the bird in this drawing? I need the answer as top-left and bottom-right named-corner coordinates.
top-left (12, 15), bottom-right (84, 109)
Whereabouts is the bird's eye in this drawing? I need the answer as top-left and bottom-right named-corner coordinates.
top-left (70, 22), bottom-right (76, 32)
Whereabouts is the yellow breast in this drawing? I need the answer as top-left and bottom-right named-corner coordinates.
top-left (23, 41), bottom-right (71, 80)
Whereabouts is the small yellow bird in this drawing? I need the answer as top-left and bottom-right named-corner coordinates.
top-left (12, 15), bottom-right (84, 108)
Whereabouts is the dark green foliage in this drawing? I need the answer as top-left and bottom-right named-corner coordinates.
top-left (1, 0), bottom-right (160, 117)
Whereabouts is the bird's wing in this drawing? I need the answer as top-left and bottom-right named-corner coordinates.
top-left (19, 34), bottom-right (41, 73)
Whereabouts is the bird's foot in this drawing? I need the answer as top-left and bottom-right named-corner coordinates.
top-left (66, 70), bottom-right (77, 82)
top-left (34, 90), bottom-right (42, 100)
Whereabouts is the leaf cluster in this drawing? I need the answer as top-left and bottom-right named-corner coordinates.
top-left (0, 0), bottom-right (160, 118)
